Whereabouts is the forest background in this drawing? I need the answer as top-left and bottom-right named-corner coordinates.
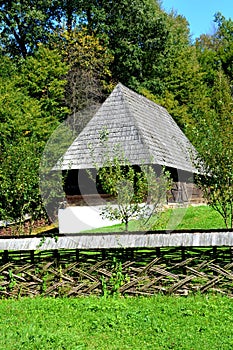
top-left (0, 0), bottom-right (232, 227)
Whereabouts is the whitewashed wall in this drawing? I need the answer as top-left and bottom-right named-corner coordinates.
top-left (58, 205), bottom-right (120, 233)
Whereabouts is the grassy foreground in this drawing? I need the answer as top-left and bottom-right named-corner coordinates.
top-left (84, 205), bottom-right (227, 233)
top-left (0, 295), bottom-right (233, 349)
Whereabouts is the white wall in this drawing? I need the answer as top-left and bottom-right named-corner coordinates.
top-left (58, 205), bottom-right (120, 233)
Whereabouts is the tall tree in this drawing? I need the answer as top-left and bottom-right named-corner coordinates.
top-left (0, 0), bottom-right (61, 58)
top-left (57, 28), bottom-right (113, 112)
top-left (0, 47), bottom-right (69, 223)
top-left (196, 13), bottom-right (233, 87)
top-left (20, 45), bottom-right (69, 128)
top-left (213, 13), bottom-right (233, 83)
top-left (139, 11), bottom-right (210, 133)
top-left (195, 70), bottom-right (233, 228)
top-left (79, 0), bottom-right (168, 90)
top-left (0, 64), bottom-right (43, 222)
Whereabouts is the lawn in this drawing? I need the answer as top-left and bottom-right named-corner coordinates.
top-left (0, 206), bottom-right (230, 350)
top-left (83, 205), bottom-right (227, 233)
top-left (0, 295), bottom-right (233, 349)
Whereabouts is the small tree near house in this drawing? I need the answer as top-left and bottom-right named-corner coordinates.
top-left (195, 70), bottom-right (233, 229)
top-left (88, 129), bottom-right (171, 231)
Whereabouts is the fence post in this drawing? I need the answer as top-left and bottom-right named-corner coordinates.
top-left (230, 247), bottom-right (233, 262)
top-left (102, 249), bottom-right (106, 260)
top-left (30, 250), bottom-right (35, 264)
top-left (213, 246), bottom-right (217, 260)
top-left (3, 250), bottom-right (9, 264)
top-left (76, 249), bottom-right (79, 262)
top-left (156, 247), bottom-right (161, 257)
top-left (181, 247), bottom-right (186, 274)
top-left (53, 249), bottom-right (60, 265)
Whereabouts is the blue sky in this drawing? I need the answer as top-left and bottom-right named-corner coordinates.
top-left (162, 0), bottom-right (233, 39)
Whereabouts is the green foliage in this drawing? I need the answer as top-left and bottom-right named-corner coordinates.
top-left (0, 0), bottom-right (61, 58)
top-left (39, 122), bottom-right (76, 221)
top-left (0, 295), bottom-right (233, 349)
top-left (0, 47), bottom-right (69, 224)
top-left (0, 1), bottom-right (232, 233)
top-left (192, 16), bottom-right (233, 228)
top-left (56, 28), bottom-right (113, 114)
top-left (214, 13), bottom-right (233, 82)
top-left (195, 13), bottom-right (233, 87)
top-left (195, 70), bottom-right (233, 228)
top-left (0, 141), bottom-right (44, 224)
top-left (89, 131), bottom-right (171, 231)
top-left (82, 0), bottom-right (168, 89)
top-left (101, 257), bottom-right (128, 297)
top-left (137, 11), bottom-right (211, 134)
top-left (0, 61), bottom-right (41, 222)
top-left (20, 45), bottom-right (70, 125)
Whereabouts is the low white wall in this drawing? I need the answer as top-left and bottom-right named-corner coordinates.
top-left (58, 205), bottom-right (120, 233)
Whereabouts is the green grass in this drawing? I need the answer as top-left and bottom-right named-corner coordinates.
top-left (0, 295), bottom-right (233, 349)
top-left (153, 205), bottom-right (227, 230)
top-left (83, 205), bottom-right (227, 233)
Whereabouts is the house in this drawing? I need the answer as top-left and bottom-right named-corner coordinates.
top-left (57, 83), bottom-right (202, 232)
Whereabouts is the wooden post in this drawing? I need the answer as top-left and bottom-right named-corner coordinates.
top-left (102, 249), bottom-right (106, 260)
top-left (76, 249), bottom-right (79, 262)
top-left (181, 247), bottom-right (186, 261)
top-left (213, 246), bottom-right (217, 260)
top-left (213, 247), bottom-right (217, 275)
top-left (156, 247), bottom-right (161, 257)
top-left (53, 249), bottom-right (60, 265)
top-left (181, 247), bottom-right (186, 274)
top-left (130, 248), bottom-right (134, 260)
top-left (30, 250), bottom-right (35, 264)
top-left (3, 250), bottom-right (9, 264)
top-left (230, 247), bottom-right (233, 262)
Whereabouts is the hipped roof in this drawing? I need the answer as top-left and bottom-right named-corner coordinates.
top-left (58, 83), bottom-right (197, 173)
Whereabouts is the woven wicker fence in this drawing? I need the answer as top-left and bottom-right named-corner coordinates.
top-left (0, 247), bottom-right (233, 298)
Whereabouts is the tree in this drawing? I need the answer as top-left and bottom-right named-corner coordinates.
top-left (0, 46), bottom-right (69, 226)
top-left (0, 71), bottom-right (42, 224)
top-left (39, 120), bottom-right (78, 222)
top-left (56, 28), bottom-right (113, 128)
top-left (213, 13), bottom-right (233, 83)
top-left (0, 141), bottom-right (44, 229)
top-left (79, 0), bottom-right (168, 90)
top-left (88, 131), bottom-right (171, 231)
top-left (0, 0), bottom-right (61, 58)
top-left (195, 13), bottom-right (233, 88)
top-left (141, 11), bottom-right (211, 134)
top-left (20, 45), bottom-right (70, 126)
top-left (195, 70), bottom-right (233, 228)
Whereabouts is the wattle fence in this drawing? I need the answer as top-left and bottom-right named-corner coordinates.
top-left (0, 229), bottom-right (233, 298)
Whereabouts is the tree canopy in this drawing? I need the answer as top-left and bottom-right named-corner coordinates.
top-left (0, 0), bottom-right (232, 228)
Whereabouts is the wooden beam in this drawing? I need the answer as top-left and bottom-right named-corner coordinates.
top-left (0, 229), bottom-right (233, 251)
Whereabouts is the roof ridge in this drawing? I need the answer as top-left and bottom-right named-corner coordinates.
top-left (117, 82), bottom-right (167, 113)
top-left (57, 82), bottom-right (198, 173)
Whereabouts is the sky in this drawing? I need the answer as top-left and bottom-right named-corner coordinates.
top-left (161, 0), bottom-right (233, 40)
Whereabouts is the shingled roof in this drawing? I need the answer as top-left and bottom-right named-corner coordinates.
top-left (58, 83), bottom-right (197, 173)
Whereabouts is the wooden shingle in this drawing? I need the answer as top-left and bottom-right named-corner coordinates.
top-left (58, 83), bottom-right (197, 173)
